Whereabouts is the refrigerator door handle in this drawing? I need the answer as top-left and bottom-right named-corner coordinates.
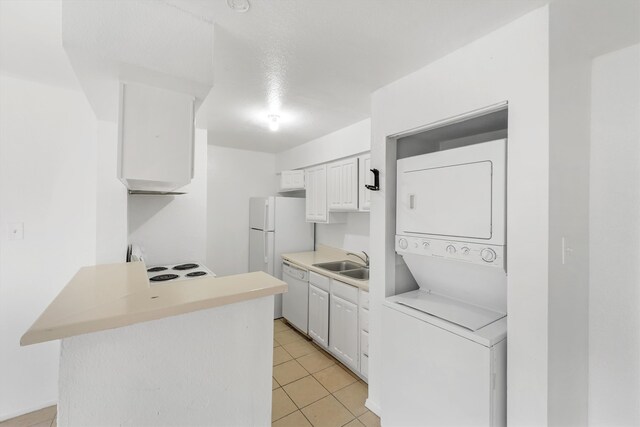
top-left (263, 199), bottom-right (269, 232)
top-left (263, 231), bottom-right (269, 264)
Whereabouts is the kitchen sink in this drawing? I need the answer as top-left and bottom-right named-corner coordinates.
top-left (313, 260), bottom-right (363, 272)
top-left (339, 268), bottom-right (369, 281)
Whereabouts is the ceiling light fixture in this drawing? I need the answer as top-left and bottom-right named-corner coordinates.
top-left (268, 115), bottom-right (280, 132)
top-left (227, 0), bottom-right (250, 13)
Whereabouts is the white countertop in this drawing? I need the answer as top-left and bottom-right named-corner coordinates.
top-left (281, 245), bottom-right (369, 291)
top-left (21, 262), bottom-right (286, 346)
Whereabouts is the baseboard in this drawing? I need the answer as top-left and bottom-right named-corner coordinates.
top-left (365, 398), bottom-right (381, 416)
top-left (0, 400), bottom-right (57, 422)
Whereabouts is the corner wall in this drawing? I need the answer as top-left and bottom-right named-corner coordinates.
top-left (206, 145), bottom-right (278, 276)
top-left (276, 118), bottom-right (370, 171)
top-left (589, 43), bottom-right (640, 427)
top-left (316, 213), bottom-right (370, 254)
top-left (369, 7), bottom-right (550, 424)
top-left (0, 75), bottom-right (98, 420)
top-left (547, 3), bottom-right (593, 424)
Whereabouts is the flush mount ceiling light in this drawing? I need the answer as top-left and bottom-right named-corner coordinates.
top-left (268, 115), bottom-right (280, 131)
top-left (227, 0), bottom-right (250, 13)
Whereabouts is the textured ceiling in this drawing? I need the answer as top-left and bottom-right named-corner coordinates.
top-left (62, 0), bottom-right (214, 87)
top-left (3, 1), bottom-right (639, 154)
top-left (183, 0), bottom-right (548, 152)
top-left (0, 0), bottom-right (79, 89)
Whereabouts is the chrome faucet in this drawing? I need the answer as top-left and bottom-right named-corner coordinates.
top-left (347, 251), bottom-right (369, 268)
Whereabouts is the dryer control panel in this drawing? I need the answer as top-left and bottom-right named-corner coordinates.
top-left (395, 234), bottom-right (505, 269)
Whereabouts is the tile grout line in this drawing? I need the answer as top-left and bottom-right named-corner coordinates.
top-left (274, 321), bottom-right (370, 426)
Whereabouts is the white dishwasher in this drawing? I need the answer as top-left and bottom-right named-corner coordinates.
top-left (282, 262), bottom-right (309, 334)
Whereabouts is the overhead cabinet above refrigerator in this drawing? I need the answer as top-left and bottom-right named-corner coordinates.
top-left (118, 82), bottom-right (195, 193)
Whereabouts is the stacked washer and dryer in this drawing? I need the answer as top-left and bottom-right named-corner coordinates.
top-left (382, 135), bottom-right (508, 426)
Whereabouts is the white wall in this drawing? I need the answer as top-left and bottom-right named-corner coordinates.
top-left (589, 44), bottom-right (640, 427)
top-left (96, 120), bottom-right (127, 263)
top-left (0, 75), bottom-right (97, 420)
top-left (276, 118), bottom-right (370, 171)
top-left (547, 2), bottom-right (592, 423)
top-left (206, 145), bottom-right (278, 276)
top-left (316, 213), bottom-right (370, 254)
top-left (58, 296), bottom-right (273, 426)
top-left (127, 129), bottom-right (208, 266)
top-left (369, 7), bottom-right (550, 424)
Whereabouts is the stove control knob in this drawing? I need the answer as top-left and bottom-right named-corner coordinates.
top-left (461, 247), bottom-right (470, 255)
top-left (422, 241), bottom-right (430, 250)
top-left (446, 245), bottom-right (456, 254)
top-left (481, 248), bottom-right (497, 262)
top-left (414, 242), bottom-right (419, 249)
top-left (398, 238), bottom-right (408, 250)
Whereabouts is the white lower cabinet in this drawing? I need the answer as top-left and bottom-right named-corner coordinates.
top-left (329, 293), bottom-right (359, 372)
top-left (358, 290), bottom-right (370, 380)
top-left (306, 273), bottom-right (368, 380)
top-left (308, 284), bottom-right (329, 348)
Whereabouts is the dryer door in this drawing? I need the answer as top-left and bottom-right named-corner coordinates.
top-left (398, 160), bottom-right (493, 239)
top-left (396, 139), bottom-right (506, 244)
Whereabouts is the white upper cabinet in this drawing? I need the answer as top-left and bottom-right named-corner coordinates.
top-left (280, 170), bottom-right (305, 191)
top-left (305, 165), bottom-right (346, 223)
top-left (358, 154), bottom-right (372, 211)
top-left (118, 82), bottom-right (195, 192)
top-left (327, 157), bottom-right (359, 212)
top-left (305, 165), bottom-right (327, 222)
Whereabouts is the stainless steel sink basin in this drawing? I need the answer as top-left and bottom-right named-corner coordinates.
top-left (313, 260), bottom-right (363, 272)
top-left (339, 268), bottom-right (369, 281)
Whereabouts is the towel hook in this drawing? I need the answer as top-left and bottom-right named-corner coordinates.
top-left (365, 169), bottom-right (380, 191)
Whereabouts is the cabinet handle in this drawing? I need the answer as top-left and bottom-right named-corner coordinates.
top-left (409, 194), bottom-right (416, 209)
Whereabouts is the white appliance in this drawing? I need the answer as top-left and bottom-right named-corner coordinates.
top-left (396, 138), bottom-right (506, 267)
top-left (382, 299), bottom-right (506, 427)
top-left (146, 262), bottom-right (216, 284)
top-left (249, 197), bottom-right (314, 318)
top-left (281, 262), bottom-right (309, 333)
top-left (382, 138), bottom-right (509, 426)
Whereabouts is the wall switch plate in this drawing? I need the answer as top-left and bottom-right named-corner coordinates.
top-left (8, 222), bottom-right (24, 240)
top-left (561, 237), bottom-right (574, 265)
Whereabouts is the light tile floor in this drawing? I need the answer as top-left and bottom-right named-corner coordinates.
top-left (0, 406), bottom-right (56, 427)
top-left (0, 319), bottom-right (380, 427)
top-left (272, 319), bottom-right (380, 427)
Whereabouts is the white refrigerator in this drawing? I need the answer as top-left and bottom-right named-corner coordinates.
top-left (249, 196), bottom-right (314, 318)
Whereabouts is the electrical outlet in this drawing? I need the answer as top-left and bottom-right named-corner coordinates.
top-left (8, 222), bottom-right (24, 240)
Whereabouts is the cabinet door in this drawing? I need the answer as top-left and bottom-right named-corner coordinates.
top-left (308, 285), bottom-right (329, 348)
top-left (341, 158), bottom-right (359, 211)
top-left (305, 169), bottom-right (315, 221)
top-left (314, 165), bottom-right (328, 222)
top-left (330, 295), bottom-right (359, 371)
top-left (281, 172), bottom-right (293, 190)
top-left (327, 161), bottom-right (343, 211)
top-left (305, 165), bottom-right (328, 223)
top-left (119, 83), bottom-right (194, 191)
top-left (359, 154), bottom-right (371, 211)
top-left (291, 171), bottom-right (305, 189)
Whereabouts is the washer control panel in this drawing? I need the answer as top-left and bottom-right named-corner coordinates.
top-left (395, 234), bottom-right (505, 268)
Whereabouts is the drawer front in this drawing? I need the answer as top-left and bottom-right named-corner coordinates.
top-left (309, 271), bottom-right (331, 292)
top-left (331, 279), bottom-right (358, 304)
top-left (360, 354), bottom-right (369, 379)
top-left (361, 330), bottom-right (369, 356)
top-left (359, 308), bottom-right (369, 333)
top-left (359, 289), bottom-right (369, 310)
